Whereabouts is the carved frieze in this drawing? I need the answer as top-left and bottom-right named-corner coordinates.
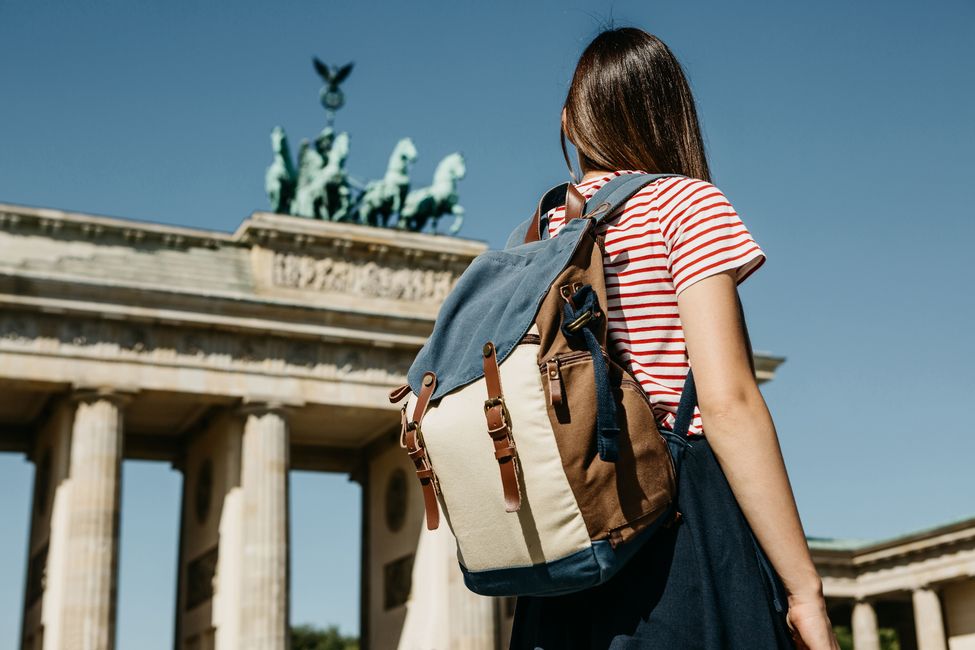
top-left (0, 312), bottom-right (414, 383)
top-left (270, 251), bottom-right (459, 303)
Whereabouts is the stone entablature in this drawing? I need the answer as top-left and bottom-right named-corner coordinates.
top-left (811, 516), bottom-right (975, 600)
top-left (810, 516), bottom-right (975, 649)
top-left (0, 204), bottom-right (482, 320)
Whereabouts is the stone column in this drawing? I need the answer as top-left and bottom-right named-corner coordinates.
top-left (60, 387), bottom-right (134, 650)
top-left (851, 599), bottom-right (880, 650)
top-left (238, 401), bottom-right (290, 650)
top-left (912, 586), bottom-right (948, 650)
top-left (447, 559), bottom-right (498, 650)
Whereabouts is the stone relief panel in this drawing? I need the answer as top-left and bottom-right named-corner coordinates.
top-left (268, 251), bottom-right (461, 303)
top-left (0, 312), bottom-right (414, 384)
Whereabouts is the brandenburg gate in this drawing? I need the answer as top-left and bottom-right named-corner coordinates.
top-left (5, 199), bottom-right (975, 649)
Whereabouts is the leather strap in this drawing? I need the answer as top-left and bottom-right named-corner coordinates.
top-left (545, 358), bottom-right (563, 406)
top-left (523, 183), bottom-right (585, 245)
top-left (565, 182), bottom-right (586, 223)
top-left (481, 341), bottom-right (522, 512)
top-left (402, 371), bottom-right (441, 530)
top-left (388, 382), bottom-right (411, 404)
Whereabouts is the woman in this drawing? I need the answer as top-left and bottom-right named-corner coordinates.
top-left (507, 28), bottom-right (840, 650)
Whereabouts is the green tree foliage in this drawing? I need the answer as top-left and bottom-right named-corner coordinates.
top-left (290, 624), bottom-right (359, 650)
top-left (832, 625), bottom-right (901, 650)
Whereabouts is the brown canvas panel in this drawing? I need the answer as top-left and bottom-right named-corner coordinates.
top-left (539, 351), bottom-right (676, 543)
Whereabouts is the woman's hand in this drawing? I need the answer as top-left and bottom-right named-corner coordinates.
top-left (786, 591), bottom-right (841, 650)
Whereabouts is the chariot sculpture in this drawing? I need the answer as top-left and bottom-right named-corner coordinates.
top-left (264, 57), bottom-right (466, 235)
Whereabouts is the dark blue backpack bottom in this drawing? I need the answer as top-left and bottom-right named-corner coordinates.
top-left (508, 430), bottom-right (796, 650)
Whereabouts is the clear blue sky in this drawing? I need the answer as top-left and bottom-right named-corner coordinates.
top-left (1, 1), bottom-right (973, 646)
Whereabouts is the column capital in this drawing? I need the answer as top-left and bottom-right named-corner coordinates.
top-left (852, 598), bottom-right (881, 650)
top-left (235, 396), bottom-right (303, 421)
top-left (68, 384), bottom-right (138, 408)
top-left (912, 583), bottom-right (948, 650)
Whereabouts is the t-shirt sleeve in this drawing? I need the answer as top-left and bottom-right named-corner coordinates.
top-left (653, 177), bottom-right (767, 296)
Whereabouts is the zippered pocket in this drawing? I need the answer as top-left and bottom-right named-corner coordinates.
top-left (537, 348), bottom-right (677, 548)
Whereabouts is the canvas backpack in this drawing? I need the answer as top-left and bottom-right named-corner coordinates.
top-left (387, 172), bottom-right (700, 598)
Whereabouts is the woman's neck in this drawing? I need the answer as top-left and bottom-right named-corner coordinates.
top-left (580, 169), bottom-right (614, 183)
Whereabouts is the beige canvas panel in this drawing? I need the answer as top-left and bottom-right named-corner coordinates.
top-left (405, 323), bottom-right (592, 572)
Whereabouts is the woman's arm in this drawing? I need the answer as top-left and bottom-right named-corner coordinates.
top-left (677, 269), bottom-right (837, 647)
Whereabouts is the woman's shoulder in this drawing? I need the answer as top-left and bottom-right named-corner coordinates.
top-left (562, 172), bottom-right (735, 229)
top-left (626, 174), bottom-right (725, 204)
top-left (622, 175), bottom-right (735, 225)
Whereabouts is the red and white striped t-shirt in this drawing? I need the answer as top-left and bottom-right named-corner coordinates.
top-left (546, 170), bottom-right (766, 436)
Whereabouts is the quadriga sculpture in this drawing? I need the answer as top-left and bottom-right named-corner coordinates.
top-left (397, 152), bottom-right (466, 235)
top-left (355, 138), bottom-right (418, 228)
top-left (290, 129), bottom-right (352, 221)
top-left (290, 127), bottom-right (334, 218)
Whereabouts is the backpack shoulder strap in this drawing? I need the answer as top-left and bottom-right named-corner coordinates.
top-left (503, 172), bottom-right (685, 249)
top-left (503, 181), bottom-right (570, 249)
top-left (581, 172), bottom-right (683, 226)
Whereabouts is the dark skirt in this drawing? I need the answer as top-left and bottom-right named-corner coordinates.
top-left (508, 429), bottom-right (797, 650)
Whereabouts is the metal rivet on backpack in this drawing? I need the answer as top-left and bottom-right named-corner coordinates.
top-left (422, 374), bottom-right (434, 386)
top-left (482, 342), bottom-right (493, 357)
top-left (583, 201), bottom-right (611, 218)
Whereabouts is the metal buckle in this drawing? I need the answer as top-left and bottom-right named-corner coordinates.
top-left (583, 201), bottom-right (611, 219)
top-left (485, 396), bottom-right (510, 419)
top-left (484, 396), bottom-right (503, 410)
top-left (401, 416), bottom-right (428, 450)
top-left (565, 309), bottom-right (599, 332)
top-left (484, 396), bottom-right (512, 432)
top-left (559, 281), bottom-right (583, 302)
top-left (399, 404), bottom-right (409, 448)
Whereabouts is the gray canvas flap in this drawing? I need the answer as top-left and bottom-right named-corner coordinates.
top-left (408, 216), bottom-right (592, 400)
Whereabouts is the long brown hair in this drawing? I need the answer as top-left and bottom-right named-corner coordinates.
top-left (561, 27), bottom-right (712, 183)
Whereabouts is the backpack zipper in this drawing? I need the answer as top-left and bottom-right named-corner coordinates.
top-left (537, 352), bottom-right (678, 480)
top-left (537, 350), bottom-right (649, 406)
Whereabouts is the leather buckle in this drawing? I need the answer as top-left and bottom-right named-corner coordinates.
top-left (484, 396), bottom-right (511, 421)
top-left (484, 397), bottom-right (512, 439)
top-left (484, 396), bottom-right (504, 410)
top-left (565, 309), bottom-right (600, 332)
